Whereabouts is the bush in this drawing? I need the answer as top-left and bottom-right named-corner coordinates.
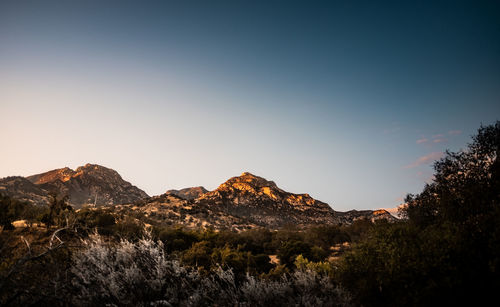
top-left (71, 233), bottom-right (352, 306)
top-left (158, 227), bottom-right (199, 252)
top-left (181, 240), bottom-right (212, 269)
top-left (278, 240), bottom-right (313, 268)
top-left (338, 122), bottom-right (500, 306)
top-left (0, 194), bottom-right (28, 230)
top-left (113, 216), bottom-right (144, 240)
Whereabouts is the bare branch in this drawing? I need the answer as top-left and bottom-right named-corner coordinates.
top-left (20, 236), bottom-right (31, 256)
top-left (0, 228), bottom-right (67, 292)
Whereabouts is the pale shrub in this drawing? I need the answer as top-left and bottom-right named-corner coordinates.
top-left (71, 233), bottom-right (352, 306)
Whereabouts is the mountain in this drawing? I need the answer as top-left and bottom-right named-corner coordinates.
top-left (0, 164), bottom-right (148, 208)
top-left (121, 172), bottom-right (395, 230)
top-left (338, 209), bottom-right (397, 223)
top-left (166, 186), bottom-right (208, 200)
top-left (195, 172), bottom-right (340, 228)
top-left (1, 166), bottom-right (395, 228)
top-left (0, 176), bottom-right (50, 206)
top-left (115, 193), bottom-right (259, 231)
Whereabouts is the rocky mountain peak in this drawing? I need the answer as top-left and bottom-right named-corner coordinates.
top-left (3, 166), bottom-right (397, 229)
top-left (27, 167), bottom-right (76, 185)
top-left (74, 163), bottom-right (120, 178)
top-left (214, 172), bottom-right (281, 197)
top-left (19, 163), bottom-right (148, 208)
top-left (196, 172), bottom-right (338, 228)
top-left (76, 163), bottom-right (105, 171)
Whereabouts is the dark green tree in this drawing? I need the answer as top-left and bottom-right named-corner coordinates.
top-left (158, 227), bottom-right (200, 252)
top-left (0, 194), bottom-right (27, 230)
top-left (404, 121), bottom-right (500, 228)
top-left (277, 240), bottom-right (312, 268)
top-left (41, 192), bottom-right (73, 229)
top-left (181, 241), bottom-right (213, 269)
top-left (339, 121), bottom-right (500, 306)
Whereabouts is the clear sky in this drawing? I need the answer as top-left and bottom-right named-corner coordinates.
top-left (1, 1), bottom-right (499, 211)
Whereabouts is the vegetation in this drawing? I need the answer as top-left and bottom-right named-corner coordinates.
top-left (338, 122), bottom-right (500, 306)
top-left (0, 121), bottom-right (499, 306)
top-left (0, 195), bottom-right (46, 230)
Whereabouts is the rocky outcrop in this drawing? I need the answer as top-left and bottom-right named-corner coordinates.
top-left (132, 172), bottom-right (397, 229)
top-left (337, 209), bottom-right (398, 223)
top-left (0, 176), bottom-right (50, 206)
top-left (166, 186), bottom-right (208, 200)
top-left (195, 172), bottom-right (340, 228)
top-left (1, 164), bottom-right (148, 208)
top-left (2, 167), bottom-right (396, 228)
top-left (116, 193), bottom-right (258, 231)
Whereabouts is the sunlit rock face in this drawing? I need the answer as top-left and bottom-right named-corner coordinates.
top-left (2, 167), bottom-right (396, 228)
top-left (5, 163), bottom-right (150, 208)
top-left (194, 172), bottom-right (398, 228)
top-left (196, 172), bottom-right (340, 228)
top-left (27, 167), bottom-right (76, 184)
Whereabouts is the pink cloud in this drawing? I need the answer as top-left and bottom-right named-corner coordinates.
top-left (404, 152), bottom-right (444, 169)
top-left (448, 130), bottom-right (462, 135)
top-left (416, 138), bottom-right (428, 144)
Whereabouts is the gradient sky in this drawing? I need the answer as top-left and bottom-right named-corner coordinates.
top-left (1, 1), bottom-right (499, 211)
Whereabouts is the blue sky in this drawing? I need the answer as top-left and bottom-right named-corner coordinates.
top-left (1, 1), bottom-right (499, 211)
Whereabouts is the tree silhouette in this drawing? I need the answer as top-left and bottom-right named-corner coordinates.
top-left (340, 121), bottom-right (500, 306)
top-left (404, 121), bottom-right (500, 228)
top-left (42, 192), bottom-right (73, 229)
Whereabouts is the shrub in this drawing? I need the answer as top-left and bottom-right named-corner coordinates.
top-left (0, 194), bottom-right (28, 230)
top-left (71, 233), bottom-right (352, 306)
top-left (278, 240), bottom-right (313, 268)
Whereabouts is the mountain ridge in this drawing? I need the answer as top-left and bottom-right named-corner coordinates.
top-left (1, 165), bottom-right (396, 229)
top-left (1, 164), bottom-right (148, 208)
top-left (194, 172), bottom-right (339, 228)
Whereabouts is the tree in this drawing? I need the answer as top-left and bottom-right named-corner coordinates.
top-left (158, 227), bottom-right (199, 252)
top-left (0, 194), bottom-right (27, 230)
top-left (339, 121), bottom-right (500, 306)
top-left (41, 193), bottom-right (73, 229)
top-left (181, 241), bottom-right (213, 269)
top-left (277, 240), bottom-right (312, 268)
top-left (404, 121), bottom-right (500, 228)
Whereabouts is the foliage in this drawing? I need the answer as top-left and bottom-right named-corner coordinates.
top-left (304, 225), bottom-right (351, 250)
top-left (181, 240), bottom-right (213, 270)
top-left (41, 193), bottom-right (74, 229)
top-left (295, 254), bottom-right (334, 277)
top-left (157, 227), bottom-right (199, 252)
top-left (0, 194), bottom-right (48, 229)
top-left (113, 216), bottom-right (145, 240)
top-left (0, 194), bottom-right (28, 229)
top-left (339, 121), bottom-right (500, 306)
top-left (71, 233), bottom-right (352, 306)
top-left (0, 227), bottom-right (75, 306)
top-left (76, 207), bottom-right (116, 234)
top-left (278, 239), bottom-right (313, 267)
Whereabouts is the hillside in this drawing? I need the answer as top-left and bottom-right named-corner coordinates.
top-left (0, 176), bottom-right (50, 206)
top-left (117, 172), bottom-right (395, 230)
top-left (165, 186), bottom-right (208, 200)
top-left (1, 166), bottom-right (394, 228)
top-left (195, 172), bottom-right (339, 228)
top-left (1, 164), bottom-right (148, 208)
